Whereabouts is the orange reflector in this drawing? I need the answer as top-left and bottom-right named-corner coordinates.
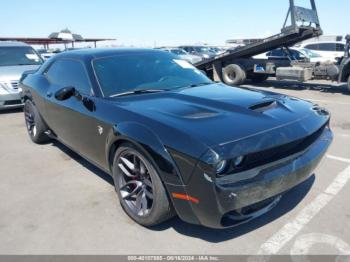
top-left (172, 193), bottom-right (199, 204)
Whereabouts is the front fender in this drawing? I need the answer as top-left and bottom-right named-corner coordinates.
top-left (105, 121), bottom-right (184, 185)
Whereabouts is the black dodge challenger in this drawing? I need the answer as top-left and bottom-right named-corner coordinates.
top-left (20, 49), bottom-right (333, 229)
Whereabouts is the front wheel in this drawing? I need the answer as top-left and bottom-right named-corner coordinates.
top-left (24, 100), bottom-right (51, 144)
top-left (112, 143), bottom-right (174, 227)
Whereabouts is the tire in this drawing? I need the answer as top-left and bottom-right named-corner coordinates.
top-left (24, 100), bottom-right (51, 144)
top-left (112, 143), bottom-right (174, 227)
top-left (250, 74), bottom-right (269, 83)
top-left (347, 75), bottom-right (350, 93)
top-left (222, 64), bottom-right (247, 86)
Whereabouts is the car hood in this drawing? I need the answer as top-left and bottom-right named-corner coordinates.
top-left (0, 65), bottom-right (40, 82)
top-left (114, 83), bottom-right (330, 159)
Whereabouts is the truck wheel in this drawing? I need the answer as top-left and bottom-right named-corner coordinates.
top-left (222, 64), bottom-right (246, 86)
top-left (250, 74), bottom-right (269, 83)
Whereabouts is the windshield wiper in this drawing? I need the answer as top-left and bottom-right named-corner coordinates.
top-left (188, 82), bottom-right (213, 88)
top-left (110, 89), bottom-right (170, 98)
top-left (175, 82), bottom-right (213, 90)
top-left (17, 63), bottom-right (38, 66)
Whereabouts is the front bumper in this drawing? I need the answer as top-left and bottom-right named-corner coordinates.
top-left (0, 93), bottom-right (23, 110)
top-left (167, 127), bottom-right (333, 229)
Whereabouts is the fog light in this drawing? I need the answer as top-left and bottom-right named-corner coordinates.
top-left (216, 160), bottom-right (227, 174)
top-left (233, 156), bottom-right (244, 167)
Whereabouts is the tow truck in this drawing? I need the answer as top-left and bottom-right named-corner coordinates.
top-left (275, 35), bottom-right (350, 92)
top-left (195, 0), bottom-right (323, 85)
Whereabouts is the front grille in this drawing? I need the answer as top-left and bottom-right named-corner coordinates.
top-left (10, 81), bottom-right (19, 89)
top-left (4, 100), bottom-right (22, 106)
top-left (232, 123), bottom-right (328, 173)
top-left (221, 195), bottom-right (281, 227)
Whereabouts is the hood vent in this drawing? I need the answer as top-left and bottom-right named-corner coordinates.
top-left (249, 100), bottom-right (278, 113)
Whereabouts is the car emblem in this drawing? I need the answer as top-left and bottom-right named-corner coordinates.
top-left (97, 126), bottom-right (104, 135)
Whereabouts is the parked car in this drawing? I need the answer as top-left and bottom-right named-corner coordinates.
top-left (179, 45), bottom-right (217, 60)
top-left (254, 48), bottom-right (308, 61)
top-left (295, 48), bottom-right (332, 63)
top-left (254, 48), bottom-right (331, 63)
top-left (36, 49), bottom-right (56, 60)
top-left (297, 41), bottom-right (346, 62)
top-left (21, 48), bottom-right (332, 229)
top-left (157, 47), bottom-right (202, 64)
top-left (208, 46), bottom-right (226, 55)
top-left (0, 42), bottom-right (43, 110)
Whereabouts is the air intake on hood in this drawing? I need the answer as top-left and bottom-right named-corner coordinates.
top-left (249, 100), bottom-right (278, 113)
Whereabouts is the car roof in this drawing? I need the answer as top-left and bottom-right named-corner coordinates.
top-left (0, 41), bottom-right (30, 47)
top-left (53, 48), bottom-right (166, 60)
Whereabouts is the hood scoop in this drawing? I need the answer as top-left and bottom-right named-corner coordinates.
top-left (249, 100), bottom-right (278, 113)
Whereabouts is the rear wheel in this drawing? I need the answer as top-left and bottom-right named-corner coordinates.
top-left (112, 143), bottom-right (174, 227)
top-left (222, 64), bottom-right (247, 86)
top-left (24, 100), bottom-right (51, 144)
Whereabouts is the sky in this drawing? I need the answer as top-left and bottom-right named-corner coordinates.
top-left (1, 0), bottom-right (349, 47)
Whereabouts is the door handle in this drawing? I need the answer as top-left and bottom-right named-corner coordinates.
top-left (46, 92), bottom-right (53, 98)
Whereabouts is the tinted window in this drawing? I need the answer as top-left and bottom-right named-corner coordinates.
top-left (305, 44), bottom-right (319, 50)
top-left (46, 59), bottom-right (91, 95)
top-left (318, 43), bottom-right (336, 51)
top-left (93, 52), bottom-right (212, 97)
top-left (268, 49), bottom-right (286, 57)
top-left (170, 49), bottom-right (187, 55)
top-left (0, 47), bottom-right (43, 66)
top-left (336, 43), bottom-right (345, 52)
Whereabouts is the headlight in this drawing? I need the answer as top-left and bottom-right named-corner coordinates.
top-left (0, 83), bottom-right (9, 95)
top-left (232, 156), bottom-right (245, 167)
top-left (215, 160), bottom-right (228, 174)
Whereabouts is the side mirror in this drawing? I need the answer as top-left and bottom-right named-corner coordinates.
top-left (55, 86), bottom-right (76, 101)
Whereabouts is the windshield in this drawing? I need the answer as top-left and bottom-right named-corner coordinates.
top-left (301, 48), bottom-right (321, 58)
top-left (170, 49), bottom-right (187, 55)
top-left (93, 52), bottom-right (212, 97)
top-left (0, 47), bottom-right (43, 66)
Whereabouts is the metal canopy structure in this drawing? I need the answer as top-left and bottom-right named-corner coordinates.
top-left (0, 29), bottom-right (115, 49)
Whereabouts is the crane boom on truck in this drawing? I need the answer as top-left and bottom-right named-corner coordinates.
top-left (195, 0), bottom-right (322, 86)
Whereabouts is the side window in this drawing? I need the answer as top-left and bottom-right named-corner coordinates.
top-left (269, 49), bottom-right (285, 57)
top-left (336, 43), bottom-right (345, 52)
top-left (46, 59), bottom-right (92, 95)
top-left (318, 43), bottom-right (336, 51)
top-left (305, 44), bottom-right (319, 50)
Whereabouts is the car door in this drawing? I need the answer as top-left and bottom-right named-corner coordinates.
top-left (43, 58), bottom-right (108, 168)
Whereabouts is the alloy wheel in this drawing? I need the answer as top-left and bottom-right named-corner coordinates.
top-left (117, 151), bottom-right (154, 217)
top-left (24, 106), bottom-right (37, 137)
